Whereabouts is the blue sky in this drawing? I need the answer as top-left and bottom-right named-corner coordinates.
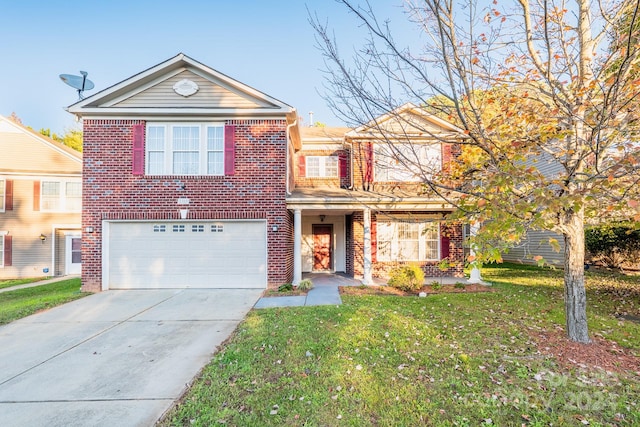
top-left (0, 0), bottom-right (410, 134)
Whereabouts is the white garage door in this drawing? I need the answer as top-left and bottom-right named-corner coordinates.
top-left (106, 220), bottom-right (267, 289)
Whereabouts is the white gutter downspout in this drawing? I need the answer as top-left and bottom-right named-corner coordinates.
top-left (286, 118), bottom-right (297, 196)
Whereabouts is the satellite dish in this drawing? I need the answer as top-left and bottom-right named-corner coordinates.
top-left (60, 71), bottom-right (95, 100)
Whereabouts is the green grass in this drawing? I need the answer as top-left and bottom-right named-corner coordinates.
top-left (161, 263), bottom-right (640, 426)
top-left (0, 278), bottom-right (88, 325)
top-left (0, 277), bottom-right (44, 290)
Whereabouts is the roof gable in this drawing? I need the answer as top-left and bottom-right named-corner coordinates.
top-left (347, 103), bottom-right (465, 140)
top-left (0, 116), bottom-right (82, 175)
top-left (67, 53), bottom-right (294, 118)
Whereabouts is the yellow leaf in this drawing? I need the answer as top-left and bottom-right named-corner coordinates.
top-left (467, 255), bottom-right (476, 262)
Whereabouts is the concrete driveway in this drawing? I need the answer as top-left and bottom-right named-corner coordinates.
top-left (0, 288), bottom-right (262, 427)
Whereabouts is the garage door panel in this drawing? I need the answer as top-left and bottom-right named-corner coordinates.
top-left (108, 221), bottom-right (267, 289)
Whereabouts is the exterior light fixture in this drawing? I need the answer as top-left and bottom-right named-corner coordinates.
top-left (40, 233), bottom-right (47, 243)
top-left (272, 225), bottom-right (279, 232)
top-left (320, 215), bottom-right (325, 222)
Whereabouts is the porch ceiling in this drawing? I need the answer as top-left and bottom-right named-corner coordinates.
top-left (287, 188), bottom-right (454, 212)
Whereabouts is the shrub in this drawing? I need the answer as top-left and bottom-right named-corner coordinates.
top-left (388, 265), bottom-right (425, 291)
top-left (278, 283), bottom-right (293, 292)
top-left (430, 280), bottom-right (442, 290)
top-left (297, 279), bottom-right (314, 291)
top-left (585, 223), bottom-right (640, 269)
top-left (454, 281), bottom-right (466, 289)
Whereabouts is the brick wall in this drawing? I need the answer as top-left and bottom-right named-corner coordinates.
top-left (81, 118), bottom-right (292, 292)
top-left (349, 210), bottom-right (464, 280)
top-left (295, 149), bottom-right (350, 189)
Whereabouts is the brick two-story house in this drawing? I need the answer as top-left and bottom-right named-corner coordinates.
top-left (68, 54), bottom-right (464, 292)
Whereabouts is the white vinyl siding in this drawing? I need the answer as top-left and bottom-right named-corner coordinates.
top-left (375, 143), bottom-right (441, 182)
top-left (377, 220), bottom-right (439, 261)
top-left (146, 123), bottom-right (225, 175)
top-left (41, 180), bottom-right (82, 212)
top-left (306, 156), bottom-right (339, 178)
top-left (0, 179), bottom-right (4, 212)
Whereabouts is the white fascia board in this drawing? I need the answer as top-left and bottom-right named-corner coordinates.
top-left (73, 108), bottom-right (291, 117)
top-left (69, 53), bottom-right (294, 114)
top-left (75, 113), bottom-right (291, 123)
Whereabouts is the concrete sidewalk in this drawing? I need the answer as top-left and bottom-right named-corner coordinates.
top-left (0, 288), bottom-right (262, 427)
top-left (0, 275), bottom-right (80, 294)
top-left (254, 273), bottom-right (366, 309)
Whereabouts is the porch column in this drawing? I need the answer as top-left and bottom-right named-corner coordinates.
top-left (363, 208), bottom-right (373, 285)
top-left (293, 209), bottom-right (302, 285)
top-left (467, 223), bottom-right (483, 284)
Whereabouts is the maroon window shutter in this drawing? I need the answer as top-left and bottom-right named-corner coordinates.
top-left (5, 180), bottom-right (13, 210)
top-left (4, 235), bottom-right (12, 266)
top-left (339, 153), bottom-right (348, 178)
top-left (440, 227), bottom-right (450, 260)
top-left (365, 143), bottom-right (373, 183)
top-left (298, 155), bottom-right (306, 177)
top-left (33, 181), bottom-right (40, 211)
top-left (132, 124), bottom-right (145, 175)
top-left (224, 125), bottom-right (236, 176)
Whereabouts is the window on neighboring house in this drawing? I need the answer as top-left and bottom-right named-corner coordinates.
top-left (306, 156), bottom-right (339, 178)
top-left (0, 179), bottom-right (4, 212)
top-left (146, 123), bottom-right (226, 175)
top-left (377, 220), bottom-right (440, 261)
top-left (374, 143), bottom-right (441, 182)
top-left (40, 180), bottom-right (82, 212)
top-left (0, 234), bottom-right (4, 267)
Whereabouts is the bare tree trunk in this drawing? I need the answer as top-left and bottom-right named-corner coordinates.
top-left (562, 208), bottom-right (590, 343)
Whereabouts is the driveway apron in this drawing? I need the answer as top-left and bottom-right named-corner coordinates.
top-left (0, 288), bottom-right (262, 427)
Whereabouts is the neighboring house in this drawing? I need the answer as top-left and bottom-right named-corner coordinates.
top-left (67, 54), bottom-right (465, 292)
top-left (0, 115), bottom-right (82, 279)
top-left (502, 151), bottom-right (565, 266)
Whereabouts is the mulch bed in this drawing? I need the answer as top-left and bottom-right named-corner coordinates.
top-left (339, 283), bottom-right (496, 296)
top-left (531, 328), bottom-right (640, 375)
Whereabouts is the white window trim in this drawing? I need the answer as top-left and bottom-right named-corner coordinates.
top-left (40, 179), bottom-right (82, 213)
top-left (145, 123), bottom-right (225, 176)
top-left (377, 221), bottom-right (440, 262)
top-left (374, 143), bottom-right (441, 182)
top-left (306, 156), bottom-right (339, 178)
top-left (0, 179), bottom-right (5, 213)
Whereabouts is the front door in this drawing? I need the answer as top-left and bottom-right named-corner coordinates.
top-left (313, 225), bottom-right (333, 271)
top-left (65, 235), bottom-right (82, 275)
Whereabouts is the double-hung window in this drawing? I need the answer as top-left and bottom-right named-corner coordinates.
top-left (146, 123), bottom-right (225, 175)
top-left (377, 220), bottom-right (440, 261)
top-left (40, 180), bottom-right (82, 212)
top-left (374, 143), bottom-right (441, 182)
top-left (0, 234), bottom-right (4, 267)
top-left (306, 156), bottom-right (339, 178)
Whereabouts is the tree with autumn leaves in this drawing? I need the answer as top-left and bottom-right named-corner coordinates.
top-left (312, 0), bottom-right (640, 343)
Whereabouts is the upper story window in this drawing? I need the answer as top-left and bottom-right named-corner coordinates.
top-left (146, 123), bottom-right (225, 175)
top-left (374, 143), bottom-right (441, 182)
top-left (377, 220), bottom-right (440, 262)
top-left (41, 180), bottom-right (81, 212)
top-left (306, 156), bottom-right (339, 178)
top-left (0, 179), bottom-right (4, 212)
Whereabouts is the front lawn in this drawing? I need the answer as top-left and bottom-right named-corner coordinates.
top-left (0, 278), bottom-right (88, 325)
top-left (161, 263), bottom-right (640, 426)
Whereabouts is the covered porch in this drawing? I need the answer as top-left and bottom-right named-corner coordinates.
top-left (287, 188), bottom-right (457, 286)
